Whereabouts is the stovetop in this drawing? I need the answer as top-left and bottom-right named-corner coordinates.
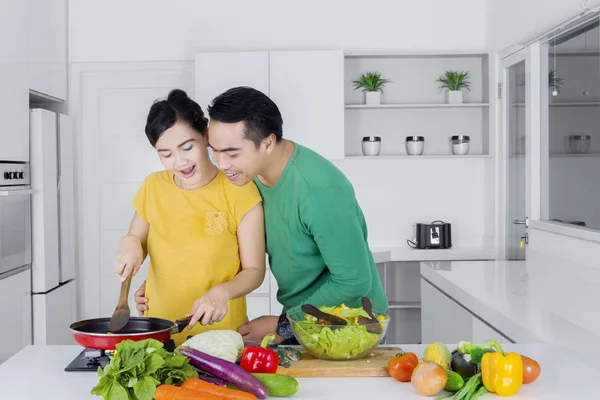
top-left (64, 340), bottom-right (176, 372)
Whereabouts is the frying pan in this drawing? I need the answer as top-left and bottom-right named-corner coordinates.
top-left (70, 316), bottom-right (191, 350)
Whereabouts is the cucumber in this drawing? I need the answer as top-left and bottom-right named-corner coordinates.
top-left (445, 369), bottom-right (465, 392)
top-left (251, 373), bottom-right (299, 397)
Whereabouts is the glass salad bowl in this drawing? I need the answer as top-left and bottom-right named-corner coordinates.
top-left (286, 304), bottom-right (390, 361)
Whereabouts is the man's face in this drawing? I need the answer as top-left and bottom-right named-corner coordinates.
top-left (207, 120), bottom-right (267, 186)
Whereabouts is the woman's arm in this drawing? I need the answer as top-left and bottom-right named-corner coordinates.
top-left (187, 202), bottom-right (266, 327)
top-left (216, 202), bottom-right (266, 299)
top-left (115, 211), bottom-right (150, 280)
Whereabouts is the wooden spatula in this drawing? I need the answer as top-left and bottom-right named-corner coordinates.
top-left (109, 273), bottom-right (133, 332)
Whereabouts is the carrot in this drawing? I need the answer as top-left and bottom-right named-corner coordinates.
top-left (181, 377), bottom-right (258, 400)
top-left (154, 384), bottom-right (220, 400)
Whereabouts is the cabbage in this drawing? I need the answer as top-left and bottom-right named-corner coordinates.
top-left (179, 330), bottom-right (244, 363)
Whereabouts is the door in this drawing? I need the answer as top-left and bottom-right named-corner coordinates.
top-left (29, 0), bottom-right (67, 100)
top-left (30, 109), bottom-right (60, 292)
top-left (499, 49), bottom-right (531, 260)
top-left (269, 50), bottom-right (345, 159)
top-left (0, 0), bottom-right (30, 161)
top-left (57, 114), bottom-right (76, 283)
top-left (33, 280), bottom-right (76, 345)
top-left (0, 267), bottom-right (32, 364)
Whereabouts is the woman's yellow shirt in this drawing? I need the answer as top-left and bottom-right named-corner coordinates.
top-left (133, 170), bottom-right (262, 344)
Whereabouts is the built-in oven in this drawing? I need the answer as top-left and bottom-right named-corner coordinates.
top-left (0, 162), bottom-right (32, 279)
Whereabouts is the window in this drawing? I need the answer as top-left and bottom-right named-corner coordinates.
top-left (541, 15), bottom-right (600, 231)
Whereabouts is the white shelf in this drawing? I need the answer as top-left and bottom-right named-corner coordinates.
top-left (344, 52), bottom-right (489, 59)
top-left (344, 154), bottom-right (493, 160)
top-left (345, 103), bottom-right (489, 109)
top-left (388, 301), bottom-right (421, 310)
top-left (549, 153), bottom-right (600, 158)
top-left (514, 102), bottom-right (600, 107)
top-left (371, 246), bottom-right (496, 262)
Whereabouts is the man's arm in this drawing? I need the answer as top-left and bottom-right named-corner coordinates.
top-left (285, 186), bottom-right (373, 316)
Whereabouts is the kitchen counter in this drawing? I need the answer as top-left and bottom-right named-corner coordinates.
top-left (2, 344), bottom-right (599, 399)
top-left (421, 260), bottom-right (600, 356)
top-left (371, 246), bottom-right (495, 263)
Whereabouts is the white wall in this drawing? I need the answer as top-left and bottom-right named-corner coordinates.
top-left (69, 0), bottom-right (487, 63)
top-left (486, 0), bottom-right (600, 52)
top-left (334, 158), bottom-right (496, 247)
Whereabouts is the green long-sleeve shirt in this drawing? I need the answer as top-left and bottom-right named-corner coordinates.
top-left (254, 143), bottom-right (388, 317)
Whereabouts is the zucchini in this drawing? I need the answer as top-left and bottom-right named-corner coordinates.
top-left (445, 369), bottom-right (465, 392)
top-left (179, 347), bottom-right (268, 399)
top-left (252, 373), bottom-right (299, 397)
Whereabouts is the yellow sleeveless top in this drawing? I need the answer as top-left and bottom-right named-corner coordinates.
top-left (133, 170), bottom-right (262, 345)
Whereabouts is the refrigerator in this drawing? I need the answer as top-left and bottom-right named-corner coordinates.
top-left (29, 108), bottom-right (77, 345)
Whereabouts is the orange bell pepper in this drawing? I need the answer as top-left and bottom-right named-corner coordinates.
top-left (481, 351), bottom-right (523, 396)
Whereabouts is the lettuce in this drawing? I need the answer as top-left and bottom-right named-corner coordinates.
top-left (91, 339), bottom-right (197, 400)
top-left (294, 322), bottom-right (382, 360)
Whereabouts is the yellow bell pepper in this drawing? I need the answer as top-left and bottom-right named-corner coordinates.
top-left (481, 352), bottom-right (523, 396)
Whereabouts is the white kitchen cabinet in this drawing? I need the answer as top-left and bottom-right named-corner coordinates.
top-left (421, 279), bottom-right (510, 344)
top-left (194, 52), bottom-right (269, 110)
top-left (29, 0), bottom-right (67, 100)
top-left (421, 278), bottom-right (472, 344)
top-left (0, 268), bottom-right (32, 364)
top-left (194, 50), bottom-right (345, 159)
top-left (0, 0), bottom-right (30, 161)
top-left (32, 280), bottom-right (76, 345)
top-left (269, 50), bottom-right (345, 160)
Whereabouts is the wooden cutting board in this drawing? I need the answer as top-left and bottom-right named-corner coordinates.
top-left (275, 347), bottom-right (404, 378)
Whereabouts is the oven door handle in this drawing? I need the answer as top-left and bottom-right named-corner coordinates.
top-left (0, 189), bottom-right (35, 196)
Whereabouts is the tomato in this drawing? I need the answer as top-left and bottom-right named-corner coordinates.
top-left (388, 352), bottom-right (419, 382)
top-left (521, 355), bottom-right (541, 384)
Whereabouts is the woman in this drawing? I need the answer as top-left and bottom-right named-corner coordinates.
top-left (115, 89), bottom-right (265, 345)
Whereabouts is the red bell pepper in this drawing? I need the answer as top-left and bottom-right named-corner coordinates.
top-left (240, 333), bottom-right (280, 373)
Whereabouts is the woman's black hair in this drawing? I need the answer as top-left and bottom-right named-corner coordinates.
top-left (145, 89), bottom-right (209, 147)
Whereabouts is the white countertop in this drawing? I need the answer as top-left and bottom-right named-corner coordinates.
top-left (371, 246), bottom-right (495, 264)
top-left (1, 344), bottom-right (598, 399)
top-left (421, 260), bottom-right (600, 356)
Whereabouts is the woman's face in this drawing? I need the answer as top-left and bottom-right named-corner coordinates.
top-left (154, 121), bottom-right (209, 186)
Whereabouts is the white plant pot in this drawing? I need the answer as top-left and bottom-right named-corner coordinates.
top-left (445, 90), bottom-right (463, 104)
top-left (365, 91), bottom-right (381, 105)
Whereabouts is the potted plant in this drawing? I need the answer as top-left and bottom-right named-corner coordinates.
top-left (353, 71), bottom-right (390, 105)
top-left (549, 69), bottom-right (564, 96)
top-left (436, 70), bottom-right (471, 104)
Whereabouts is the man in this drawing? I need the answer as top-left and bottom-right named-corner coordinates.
top-left (204, 86), bottom-right (388, 344)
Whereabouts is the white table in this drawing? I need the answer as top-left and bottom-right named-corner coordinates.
top-left (1, 343), bottom-right (598, 399)
top-left (421, 260), bottom-right (600, 357)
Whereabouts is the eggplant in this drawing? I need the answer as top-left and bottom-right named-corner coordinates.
top-left (179, 347), bottom-right (268, 400)
top-left (450, 350), bottom-right (476, 379)
top-left (195, 370), bottom-right (227, 387)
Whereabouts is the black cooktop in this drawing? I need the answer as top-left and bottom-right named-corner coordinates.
top-left (64, 340), bottom-right (176, 372)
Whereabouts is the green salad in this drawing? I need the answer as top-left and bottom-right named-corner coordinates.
top-left (290, 304), bottom-right (388, 360)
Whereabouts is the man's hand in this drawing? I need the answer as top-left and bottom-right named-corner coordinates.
top-left (238, 315), bottom-right (284, 345)
top-left (186, 286), bottom-right (230, 329)
top-left (134, 280), bottom-right (147, 316)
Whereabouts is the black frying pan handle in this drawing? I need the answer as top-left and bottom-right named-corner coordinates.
top-left (173, 316), bottom-right (192, 334)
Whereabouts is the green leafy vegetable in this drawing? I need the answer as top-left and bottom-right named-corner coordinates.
top-left (457, 339), bottom-right (504, 368)
top-left (293, 320), bottom-right (381, 359)
top-left (91, 339), bottom-right (198, 400)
